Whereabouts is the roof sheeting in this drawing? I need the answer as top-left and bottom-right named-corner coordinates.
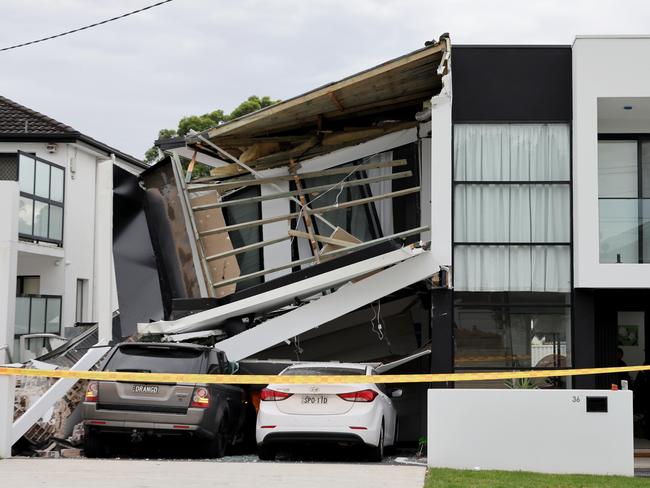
top-left (194, 41), bottom-right (445, 146)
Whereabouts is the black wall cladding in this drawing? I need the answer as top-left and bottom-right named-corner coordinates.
top-left (452, 46), bottom-right (572, 122)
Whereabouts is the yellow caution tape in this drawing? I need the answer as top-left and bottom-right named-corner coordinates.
top-left (0, 365), bottom-right (649, 385)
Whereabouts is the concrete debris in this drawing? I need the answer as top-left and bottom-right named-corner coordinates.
top-left (13, 368), bottom-right (89, 454)
top-left (60, 448), bottom-right (82, 458)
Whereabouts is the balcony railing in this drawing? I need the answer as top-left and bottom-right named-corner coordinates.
top-left (599, 198), bottom-right (650, 263)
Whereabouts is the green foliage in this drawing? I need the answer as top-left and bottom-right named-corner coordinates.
top-left (425, 468), bottom-right (646, 487)
top-left (177, 110), bottom-right (227, 137)
top-left (143, 96), bottom-right (280, 164)
top-left (228, 95), bottom-right (278, 120)
top-left (157, 128), bottom-right (178, 139)
top-left (504, 377), bottom-right (538, 389)
top-left (417, 435), bottom-right (428, 457)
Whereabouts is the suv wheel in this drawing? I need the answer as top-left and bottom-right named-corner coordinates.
top-left (200, 432), bottom-right (226, 459)
top-left (258, 444), bottom-right (276, 461)
top-left (83, 427), bottom-right (105, 458)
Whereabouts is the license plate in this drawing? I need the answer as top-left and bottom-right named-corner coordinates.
top-left (132, 385), bottom-right (159, 394)
top-left (301, 395), bottom-right (328, 405)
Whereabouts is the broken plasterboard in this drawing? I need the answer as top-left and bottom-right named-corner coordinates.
top-left (190, 190), bottom-right (240, 298)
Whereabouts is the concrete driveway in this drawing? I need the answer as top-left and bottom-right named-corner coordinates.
top-left (0, 458), bottom-right (426, 488)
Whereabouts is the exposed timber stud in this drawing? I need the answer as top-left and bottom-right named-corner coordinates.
top-left (287, 230), bottom-right (355, 248)
top-left (290, 158), bottom-right (320, 263)
top-left (189, 159), bottom-right (408, 190)
top-left (185, 150), bottom-right (198, 183)
top-left (195, 135), bottom-right (338, 232)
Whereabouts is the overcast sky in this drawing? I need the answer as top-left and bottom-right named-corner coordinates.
top-left (1, 0), bottom-right (649, 159)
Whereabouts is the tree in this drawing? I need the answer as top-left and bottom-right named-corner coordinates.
top-left (144, 95), bottom-right (280, 164)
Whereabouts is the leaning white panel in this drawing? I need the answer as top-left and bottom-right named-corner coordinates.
top-left (217, 250), bottom-right (437, 361)
top-left (139, 246), bottom-right (427, 336)
top-left (427, 389), bottom-right (634, 476)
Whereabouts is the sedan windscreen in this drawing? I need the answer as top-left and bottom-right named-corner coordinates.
top-left (281, 367), bottom-right (366, 376)
top-left (103, 346), bottom-right (206, 374)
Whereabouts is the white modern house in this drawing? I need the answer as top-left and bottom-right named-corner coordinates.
top-left (0, 95), bottom-right (146, 363)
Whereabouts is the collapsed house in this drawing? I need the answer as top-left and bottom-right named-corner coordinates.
top-left (111, 36), bottom-right (452, 441)
top-left (5, 36), bottom-right (452, 453)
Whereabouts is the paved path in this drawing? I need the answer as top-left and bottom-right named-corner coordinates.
top-left (0, 458), bottom-right (426, 488)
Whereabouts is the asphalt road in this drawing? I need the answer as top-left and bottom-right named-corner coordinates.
top-left (0, 458), bottom-right (427, 488)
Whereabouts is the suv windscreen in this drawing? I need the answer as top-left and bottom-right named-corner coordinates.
top-left (104, 345), bottom-right (206, 374)
top-left (281, 367), bottom-right (366, 376)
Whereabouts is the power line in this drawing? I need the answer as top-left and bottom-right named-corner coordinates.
top-left (0, 0), bottom-right (175, 53)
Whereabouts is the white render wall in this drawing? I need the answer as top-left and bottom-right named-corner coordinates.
top-left (573, 37), bottom-right (650, 287)
top-left (428, 389), bottom-right (634, 476)
top-left (0, 141), bottom-right (128, 343)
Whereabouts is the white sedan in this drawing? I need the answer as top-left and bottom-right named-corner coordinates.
top-left (256, 362), bottom-right (401, 461)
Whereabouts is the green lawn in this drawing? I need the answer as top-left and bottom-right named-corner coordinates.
top-left (425, 468), bottom-right (647, 487)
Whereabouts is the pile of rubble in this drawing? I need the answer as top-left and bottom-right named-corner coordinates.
top-left (13, 370), bottom-right (88, 457)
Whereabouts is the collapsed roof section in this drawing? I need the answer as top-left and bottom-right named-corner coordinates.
top-left (123, 36), bottom-right (452, 362)
top-left (183, 38), bottom-right (447, 178)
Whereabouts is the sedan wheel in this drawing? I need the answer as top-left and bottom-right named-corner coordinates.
top-left (258, 445), bottom-right (276, 461)
top-left (368, 423), bottom-right (384, 462)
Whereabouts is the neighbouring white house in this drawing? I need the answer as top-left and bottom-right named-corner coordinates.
top-left (0, 95), bottom-right (146, 362)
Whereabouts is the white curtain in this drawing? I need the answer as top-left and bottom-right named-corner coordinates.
top-left (454, 124), bottom-right (570, 181)
top-left (453, 124), bottom-right (571, 293)
top-left (454, 185), bottom-right (570, 243)
top-left (454, 245), bottom-right (571, 292)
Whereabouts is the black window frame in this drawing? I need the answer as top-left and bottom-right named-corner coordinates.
top-left (452, 123), bottom-right (573, 282)
top-left (598, 134), bottom-right (650, 263)
top-left (17, 150), bottom-right (65, 246)
top-left (451, 122), bottom-right (574, 374)
top-left (453, 291), bottom-right (572, 371)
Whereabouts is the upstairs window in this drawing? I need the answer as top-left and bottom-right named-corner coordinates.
top-left (18, 152), bottom-right (64, 245)
top-left (598, 138), bottom-right (650, 263)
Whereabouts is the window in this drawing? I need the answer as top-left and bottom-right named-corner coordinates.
top-left (454, 292), bottom-right (571, 369)
top-left (598, 137), bottom-right (650, 263)
top-left (0, 153), bottom-right (18, 181)
top-left (302, 167), bottom-right (382, 242)
top-left (17, 276), bottom-right (40, 295)
top-left (453, 124), bottom-right (571, 292)
top-left (13, 294), bottom-right (62, 359)
top-left (18, 152), bottom-right (64, 245)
